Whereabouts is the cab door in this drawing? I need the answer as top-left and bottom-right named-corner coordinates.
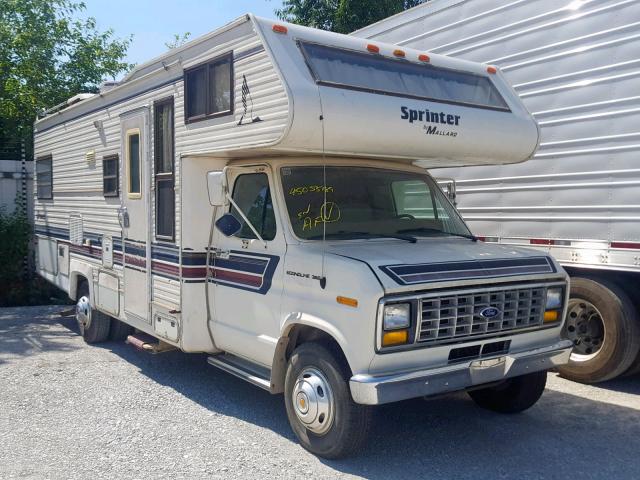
top-left (120, 109), bottom-right (151, 322)
top-left (209, 166), bottom-right (285, 366)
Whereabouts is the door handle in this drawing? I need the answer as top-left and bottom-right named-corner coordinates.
top-left (117, 207), bottom-right (130, 228)
top-left (211, 248), bottom-right (230, 259)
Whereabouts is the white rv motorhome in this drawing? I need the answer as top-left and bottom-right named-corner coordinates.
top-left (34, 15), bottom-right (572, 458)
top-left (355, 0), bottom-right (640, 384)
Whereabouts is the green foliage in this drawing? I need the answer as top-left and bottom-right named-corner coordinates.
top-left (165, 32), bottom-right (192, 50)
top-left (0, 0), bottom-right (133, 152)
top-left (275, 0), bottom-right (426, 33)
top-left (0, 208), bottom-right (70, 307)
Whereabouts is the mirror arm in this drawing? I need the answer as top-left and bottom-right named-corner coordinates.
top-left (225, 193), bottom-right (267, 248)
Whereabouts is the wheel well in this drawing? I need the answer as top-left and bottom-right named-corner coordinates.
top-left (70, 274), bottom-right (88, 301)
top-left (564, 268), bottom-right (640, 310)
top-left (270, 325), bottom-right (350, 394)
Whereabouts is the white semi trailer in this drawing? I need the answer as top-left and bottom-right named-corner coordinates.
top-left (356, 0), bottom-right (640, 383)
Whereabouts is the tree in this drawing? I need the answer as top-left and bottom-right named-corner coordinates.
top-left (0, 0), bottom-right (133, 152)
top-left (165, 32), bottom-right (192, 50)
top-left (275, 0), bottom-right (427, 34)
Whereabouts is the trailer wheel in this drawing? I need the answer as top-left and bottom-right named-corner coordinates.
top-left (109, 318), bottom-right (134, 341)
top-left (284, 342), bottom-right (372, 459)
top-left (557, 277), bottom-right (640, 383)
top-left (75, 282), bottom-right (110, 344)
top-left (468, 371), bottom-right (547, 413)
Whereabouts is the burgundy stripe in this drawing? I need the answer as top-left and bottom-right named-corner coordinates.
top-left (212, 268), bottom-right (262, 287)
top-left (611, 241), bottom-right (640, 250)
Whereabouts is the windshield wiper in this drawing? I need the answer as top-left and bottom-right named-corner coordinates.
top-left (397, 227), bottom-right (478, 242)
top-left (308, 231), bottom-right (417, 243)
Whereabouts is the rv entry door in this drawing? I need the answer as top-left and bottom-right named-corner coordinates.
top-left (120, 108), bottom-right (151, 323)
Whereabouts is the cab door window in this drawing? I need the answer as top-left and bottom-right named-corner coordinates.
top-left (230, 173), bottom-right (276, 241)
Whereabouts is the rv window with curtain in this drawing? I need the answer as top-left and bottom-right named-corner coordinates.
top-left (185, 53), bottom-right (233, 123)
top-left (127, 131), bottom-right (141, 197)
top-left (154, 97), bottom-right (175, 240)
top-left (36, 155), bottom-right (53, 199)
top-left (102, 154), bottom-right (119, 197)
top-left (230, 173), bottom-right (276, 241)
top-left (299, 42), bottom-right (509, 111)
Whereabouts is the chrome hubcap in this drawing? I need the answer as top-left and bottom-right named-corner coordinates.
top-left (565, 298), bottom-right (605, 362)
top-left (76, 296), bottom-right (91, 333)
top-left (291, 367), bottom-right (334, 435)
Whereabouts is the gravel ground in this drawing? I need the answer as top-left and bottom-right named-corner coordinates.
top-left (1, 305), bottom-right (639, 480)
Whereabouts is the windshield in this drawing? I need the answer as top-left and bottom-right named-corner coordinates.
top-left (299, 42), bottom-right (509, 111)
top-left (280, 166), bottom-right (472, 241)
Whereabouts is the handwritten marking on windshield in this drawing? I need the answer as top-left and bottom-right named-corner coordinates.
top-left (299, 202), bottom-right (341, 231)
top-left (288, 185), bottom-right (334, 196)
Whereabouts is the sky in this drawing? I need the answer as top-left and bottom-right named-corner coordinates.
top-left (83, 0), bottom-right (283, 68)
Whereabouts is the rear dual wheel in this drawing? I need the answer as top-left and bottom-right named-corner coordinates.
top-left (557, 277), bottom-right (640, 383)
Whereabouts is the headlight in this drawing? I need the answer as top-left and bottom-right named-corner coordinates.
top-left (383, 303), bottom-right (411, 330)
top-left (545, 287), bottom-right (563, 310)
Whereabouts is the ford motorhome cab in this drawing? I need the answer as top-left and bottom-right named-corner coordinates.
top-left (33, 15), bottom-right (573, 458)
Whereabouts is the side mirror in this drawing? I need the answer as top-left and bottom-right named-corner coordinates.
top-left (207, 171), bottom-right (227, 206)
top-left (215, 213), bottom-right (242, 237)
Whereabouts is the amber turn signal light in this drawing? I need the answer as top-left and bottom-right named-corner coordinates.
top-left (393, 49), bottom-right (406, 57)
top-left (382, 330), bottom-right (409, 347)
top-left (543, 310), bottom-right (559, 323)
top-left (337, 296), bottom-right (358, 308)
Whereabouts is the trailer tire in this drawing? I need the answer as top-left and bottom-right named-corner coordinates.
top-left (468, 371), bottom-right (547, 414)
top-left (284, 342), bottom-right (372, 459)
top-left (75, 282), bottom-right (110, 344)
top-left (109, 318), bottom-right (134, 341)
top-left (557, 277), bottom-right (640, 383)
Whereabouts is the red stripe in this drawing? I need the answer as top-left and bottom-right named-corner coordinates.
top-left (530, 238), bottom-right (554, 245)
top-left (181, 266), bottom-right (208, 279)
top-left (611, 241), bottom-right (640, 250)
top-left (212, 268), bottom-right (262, 287)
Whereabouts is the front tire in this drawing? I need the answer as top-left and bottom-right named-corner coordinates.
top-left (468, 371), bottom-right (547, 414)
top-left (75, 281), bottom-right (110, 344)
top-left (284, 342), bottom-right (372, 459)
top-left (557, 277), bottom-right (640, 383)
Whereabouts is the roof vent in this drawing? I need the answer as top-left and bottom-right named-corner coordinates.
top-left (99, 81), bottom-right (120, 93)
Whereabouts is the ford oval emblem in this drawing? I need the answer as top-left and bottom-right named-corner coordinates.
top-left (479, 307), bottom-right (501, 319)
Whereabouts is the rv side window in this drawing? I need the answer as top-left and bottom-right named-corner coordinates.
top-left (230, 173), bottom-right (276, 241)
top-left (127, 130), bottom-right (141, 197)
top-left (185, 53), bottom-right (233, 123)
top-left (154, 97), bottom-right (175, 240)
top-left (103, 154), bottom-right (119, 197)
top-left (36, 155), bottom-right (53, 199)
top-left (299, 42), bottom-right (509, 111)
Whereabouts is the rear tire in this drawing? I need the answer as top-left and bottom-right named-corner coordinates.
top-left (557, 277), bottom-right (640, 383)
top-left (109, 318), bottom-right (134, 341)
top-left (468, 371), bottom-right (547, 414)
top-left (284, 342), bottom-right (372, 459)
top-left (75, 281), bottom-right (110, 344)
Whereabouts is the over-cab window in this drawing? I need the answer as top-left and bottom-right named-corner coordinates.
top-left (299, 42), bottom-right (509, 111)
top-left (184, 53), bottom-right (233, 123)
top-left (126, 130), bottom-right (141, 197)
top-left (230, 173), bottom-right (276, 241)
top-left (36, 154), bottom-right (53, 199)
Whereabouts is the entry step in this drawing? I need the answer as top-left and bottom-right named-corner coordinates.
top-left (126, 333), bottom-right (176, 354)
top-left (207, 354), bottom-right (271, 391)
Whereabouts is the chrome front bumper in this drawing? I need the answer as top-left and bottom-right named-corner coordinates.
top-left (349, 340), bottom-right (573, 405)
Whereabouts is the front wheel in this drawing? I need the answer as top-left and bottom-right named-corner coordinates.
top-left (468, 371), bottom-right (547, 414)
top-left (284, 343), bottom-right (372, 459)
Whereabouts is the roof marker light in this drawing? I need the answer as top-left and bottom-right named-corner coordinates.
top-left (393, 49), bottom-right (406, 58)
top-left (367, 44), bottom-right (380, 53)
top-left (419, 54), bottom-right (430, 62)
top-left (487, 65), bottom-right (498, 74)
top-left (272, 24), bottom-right (288, 34)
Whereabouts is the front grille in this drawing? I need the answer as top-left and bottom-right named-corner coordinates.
top-left (418, 285), bottom-right (546, 344)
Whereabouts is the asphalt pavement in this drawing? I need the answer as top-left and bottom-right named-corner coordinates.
top-left (1, 305), bottom-right (639, 479)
